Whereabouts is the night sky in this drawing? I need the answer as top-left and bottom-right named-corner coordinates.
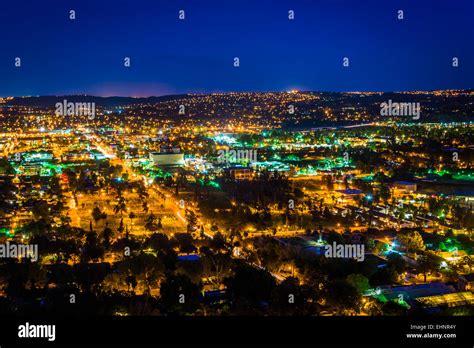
top-left (0, 0), bottom-right (473, 96)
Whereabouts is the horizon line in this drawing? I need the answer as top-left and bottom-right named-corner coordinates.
top-left (2, 88), bottom-right (473, 99)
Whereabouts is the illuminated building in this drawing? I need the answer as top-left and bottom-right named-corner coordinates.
top-left (149, 146), bottom-right (184, 166)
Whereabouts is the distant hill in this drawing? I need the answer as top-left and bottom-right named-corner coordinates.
top-left (6, 90), bottom-right (473, 109)
top-left (5, 95), bottom-right (192, 108)
top-left (4, 91), bottom-right (473, 124)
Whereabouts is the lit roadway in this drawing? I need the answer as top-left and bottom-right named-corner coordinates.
top-left (87, 134), bottom-right (189, 234)
top-left (87, 132), bottom-right (287, 282)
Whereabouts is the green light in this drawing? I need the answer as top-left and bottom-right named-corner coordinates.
top-left (0, 228), bottom-right (14, 237)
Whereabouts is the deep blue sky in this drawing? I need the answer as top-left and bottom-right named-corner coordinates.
top-left (0, 0), bottom-right (473, 96)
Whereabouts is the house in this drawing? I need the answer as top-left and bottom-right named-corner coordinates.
top-left (377, 282), bottom-right (455, 305)
top-left (393, 181), bottom-right (417, 192)
top-left (458, 273), bottom-right (474, 291)
top-left (335, 189), bottom-right (363, 203)
top-left (228, 167), bottom-right (254, 180)
top-left (415, 292), bottom-right (474, 309)
top-left (438, 250), bottom-right (468, 263)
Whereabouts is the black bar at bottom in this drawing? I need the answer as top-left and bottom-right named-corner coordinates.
top-left (0, 316), bottom-right (471, 346)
